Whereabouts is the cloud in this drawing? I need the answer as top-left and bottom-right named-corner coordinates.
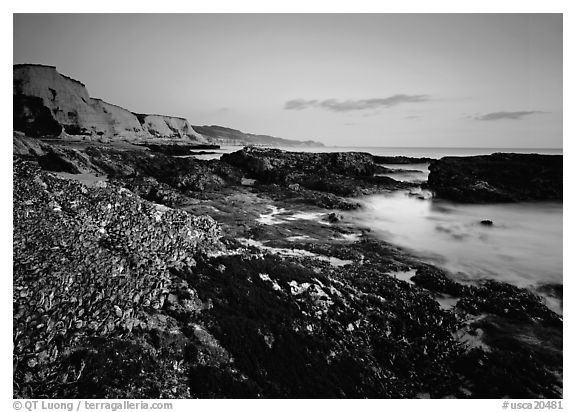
top-left (284, 94), bottom-right (430, 112)
top-left (284, 99), bottom-right (318, 110)
top-left (475, 111), bottom-right (543, 121)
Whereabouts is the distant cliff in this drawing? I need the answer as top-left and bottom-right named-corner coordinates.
top-left (13, 64), bottom-right (207, 142)
top-left (192, 125), bottom-right (324, 148)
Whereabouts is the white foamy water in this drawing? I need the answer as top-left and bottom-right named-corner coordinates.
top-left (256, 205), bottom-right (326, 225)
top-left (238, 238), bottom-right (352, 267)
top-left (349, 192), bottom-right (562, 289)
top-left (377, 163), bottom-right (431, 183)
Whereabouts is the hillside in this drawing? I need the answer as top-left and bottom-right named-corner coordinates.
top-left (192, 125), bottom-right (324, 147)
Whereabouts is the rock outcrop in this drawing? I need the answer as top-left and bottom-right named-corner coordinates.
top-left (221, 147), bottom-right (410, 198)
top-left (13, 132), bottom-right (47, 157)
top-left (13, 64), bottom-right (206, 142)
top-left (223, 147), bottom-right (376, 180)
top-left (137, 143), bottom-right (220, 156)
top-left (427, 153), bottom-right (563, 202)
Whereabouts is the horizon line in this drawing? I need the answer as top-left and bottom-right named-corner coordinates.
top-left (322, 145), bottom-right (563, 150)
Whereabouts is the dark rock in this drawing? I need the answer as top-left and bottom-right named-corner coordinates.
top-left (37, 152), bottom-right (81, 174)
top-left (13, 94), bottom-right (63, 138)
top-left (13, 133), bottom-right (47, 157)
top-left (374, 165), bottom-right (393, 174)
top-left (109, 176), bottom-right (184, 207)
top-left (222, 147), bottom-right (375, 182)
top-left (83, 146), bottom-right (242, 192)
top-left (457, 280), bottom-right (562, 326)
top-left (254, 183), bottom-right (361, 211)
top-left (186, 253), bottom-right (464, 398)
top-left (456, 344), bottom-right (561, 398)
top-left (535, 283), bottom-right (563, 300)
top-left (428, 153), bottom-right (562, 202)
top-left (138, 143), bottom-right (220, 156)
top-left (221, 147), bottom-right (409, 199)
top-left (326, 212), bottom-right (343, 223)
top-left (411, 267), bottom-right (470, 297)
top-left (480, 220), bottom-right (493, 226)
top-left (52, 337), bottom-right (190, 398)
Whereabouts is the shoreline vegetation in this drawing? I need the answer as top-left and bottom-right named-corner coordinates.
top-left (13, 133), bottom-right (563, 398)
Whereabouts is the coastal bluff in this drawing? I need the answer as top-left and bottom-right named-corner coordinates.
top-left (13, 64), bottom-right (323, 148)
top-left (13, 64), bottom-right (208, 142)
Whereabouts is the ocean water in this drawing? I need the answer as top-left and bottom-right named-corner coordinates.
top-left (348, 192), bottom-right (562, 289)
top-left (377, 163), bottom-right (431, 183)
top-left (277, 146), bottom-right (563, 159)
top-left (191, 145), bottom-right (562, 160)
top-left (351, 147), bottom-right (561, 291)
top-left (197, 145), bottom-right (563, 303)
top-left (344, 148), bottom-right (561, 303)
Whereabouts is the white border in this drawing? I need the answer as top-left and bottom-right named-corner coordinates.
top-left (3, 2), bottom-right (573, 409)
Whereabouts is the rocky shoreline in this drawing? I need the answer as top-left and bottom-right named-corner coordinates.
top-left (13, 136), bottom-right (563, 398)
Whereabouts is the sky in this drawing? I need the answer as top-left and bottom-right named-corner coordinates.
top-left (13, 13), bottom-right (563, 148)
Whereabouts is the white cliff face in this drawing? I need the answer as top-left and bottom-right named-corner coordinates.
top-left (140, 115), bottom-right (207, 142)
top-left (14, 65), bottom-right (103, 135)
top-left (90, 99), bottom-right (148, 138)
top-left (13, 64), bottom-right (206, 142)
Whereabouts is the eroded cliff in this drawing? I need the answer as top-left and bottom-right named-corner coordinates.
top-left (13, 64), bottom-right (206, 142)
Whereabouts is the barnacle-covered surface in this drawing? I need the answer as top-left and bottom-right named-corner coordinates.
top-left (13, 159), bottom-right (222, 397)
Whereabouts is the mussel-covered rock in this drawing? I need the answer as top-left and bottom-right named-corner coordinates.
top-left (13, 158), bottom-right (224, 397)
